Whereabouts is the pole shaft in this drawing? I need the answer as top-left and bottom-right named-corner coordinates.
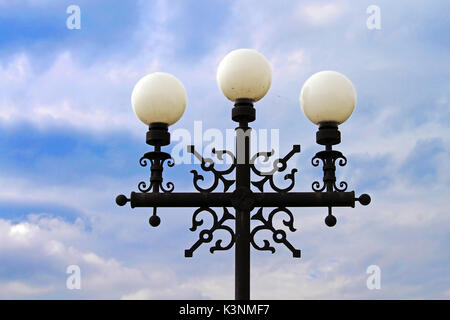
top-left (235, 124), bottom-right (251, 300)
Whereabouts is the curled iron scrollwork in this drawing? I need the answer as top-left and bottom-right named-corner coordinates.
top-left (185, 207), bottom-right (235, 257)
top-left (188, 145), bottom-right (236, 193)
top-left (311, 149), bottom-right (348, 192)
top-left (250, 207), bottom-right (301, 258)
top-left (250, 145), bottom-right (300, 193)
top-left (138, 151), bottom-right (175, 193)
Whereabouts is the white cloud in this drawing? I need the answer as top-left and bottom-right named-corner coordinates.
top-left (0, 52), bottom-right (139, 134)
top-left (0, 281), bottom-right (53, 298)
top-left (0, 214), bottom-right (202, 299)
top-left (299, 3), bottom-right (346, 26)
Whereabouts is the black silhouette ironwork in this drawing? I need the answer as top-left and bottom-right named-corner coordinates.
top-left (116, 99), bottom-right (371, 300)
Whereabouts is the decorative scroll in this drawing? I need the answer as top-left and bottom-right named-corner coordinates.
top-left (311, 149), bottom-right (348, 192)
top-left (250, 145), bottom-right (300, 193)
top-left (250, 207), bottom-right (301, 258)
top-left (138, 151), bottom-right (175, 193)
top-left (188, 145), bottom-right (236, 193)
top-left (185, 207), bottom-right (235, 257)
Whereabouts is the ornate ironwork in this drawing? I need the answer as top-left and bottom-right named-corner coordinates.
top-left (311, 148), bottom-right (348, 193)
top-left (116, 98), bottom-right (372, 300)
top-left (250, 145), bottom-right (300, 192)
top-left (138, 150), bottom-right (175, 193)
top-left (251, 207), bottom-right (301, 258)
top-left (187, 145), bottom-right (236, 193)
top-left (310, 144), bottom-right (350, 227)
top-left (185, 207), bottom-right (235, 257)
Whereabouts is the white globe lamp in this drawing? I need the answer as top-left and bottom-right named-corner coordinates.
top-left (131, 72), bottom-right (187, 126)
top-left (300, 71), bottom-right (356, 125)
top-left (217, 49), bottom-right (272, 102)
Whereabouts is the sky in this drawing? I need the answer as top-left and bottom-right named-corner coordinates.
top-left (0, 0), bottom-right (449, 299)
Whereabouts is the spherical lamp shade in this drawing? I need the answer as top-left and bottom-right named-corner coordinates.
top-left (217, 49), bottom-right (272, 102)
top-left (131, 72), bottom-right (187, 126)
top-left (300, 71), bottom-right (356, 125)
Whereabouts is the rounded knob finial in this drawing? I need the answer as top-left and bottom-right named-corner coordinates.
top-left (149, 215), bottom-right (161, 227)
top-left (325, 214), bottom-right (337, 227)
top-left (116, 194), bottom-right (129, 206)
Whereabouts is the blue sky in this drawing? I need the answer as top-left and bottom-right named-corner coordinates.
top-left (0, 0), bottom-right (449, 299)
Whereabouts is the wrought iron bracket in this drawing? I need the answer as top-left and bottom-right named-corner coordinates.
top-left (251, 207), bottom-right (301, 258)
top-left (311, 149), bottom-right (348, 193)
top-left (138, 150), bottom-right (175, 193)
top-left (185, 207), bottom-right (235, 257)
top-left (187, 145), bottom-right (236, 193)
top-left (250, 144), bottom-right (300, 192)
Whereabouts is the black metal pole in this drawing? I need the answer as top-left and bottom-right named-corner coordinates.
top-left (231, 98), bottom-right (257, 300)
top-left (235, 120), bottom-right (251, 300)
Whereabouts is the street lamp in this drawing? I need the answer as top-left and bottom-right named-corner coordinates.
top-left (116, 48), bottom-right (371, 300)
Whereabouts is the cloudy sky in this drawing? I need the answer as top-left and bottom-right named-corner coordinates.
top-left (0, 0), bottom-right (449, 299)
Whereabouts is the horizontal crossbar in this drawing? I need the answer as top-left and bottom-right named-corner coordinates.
top-left (125, 191), bottom-right (357, 209)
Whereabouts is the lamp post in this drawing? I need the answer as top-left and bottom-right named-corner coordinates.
top-left (116, 49), bottom-right (371, 300)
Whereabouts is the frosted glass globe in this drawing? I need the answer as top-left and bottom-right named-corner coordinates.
top-left (217, 49), bottom-right (272, 102)
top-left (131, 72), bottom-right (187, 126)
top-left (300, 71), bottom-right (356, 125)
